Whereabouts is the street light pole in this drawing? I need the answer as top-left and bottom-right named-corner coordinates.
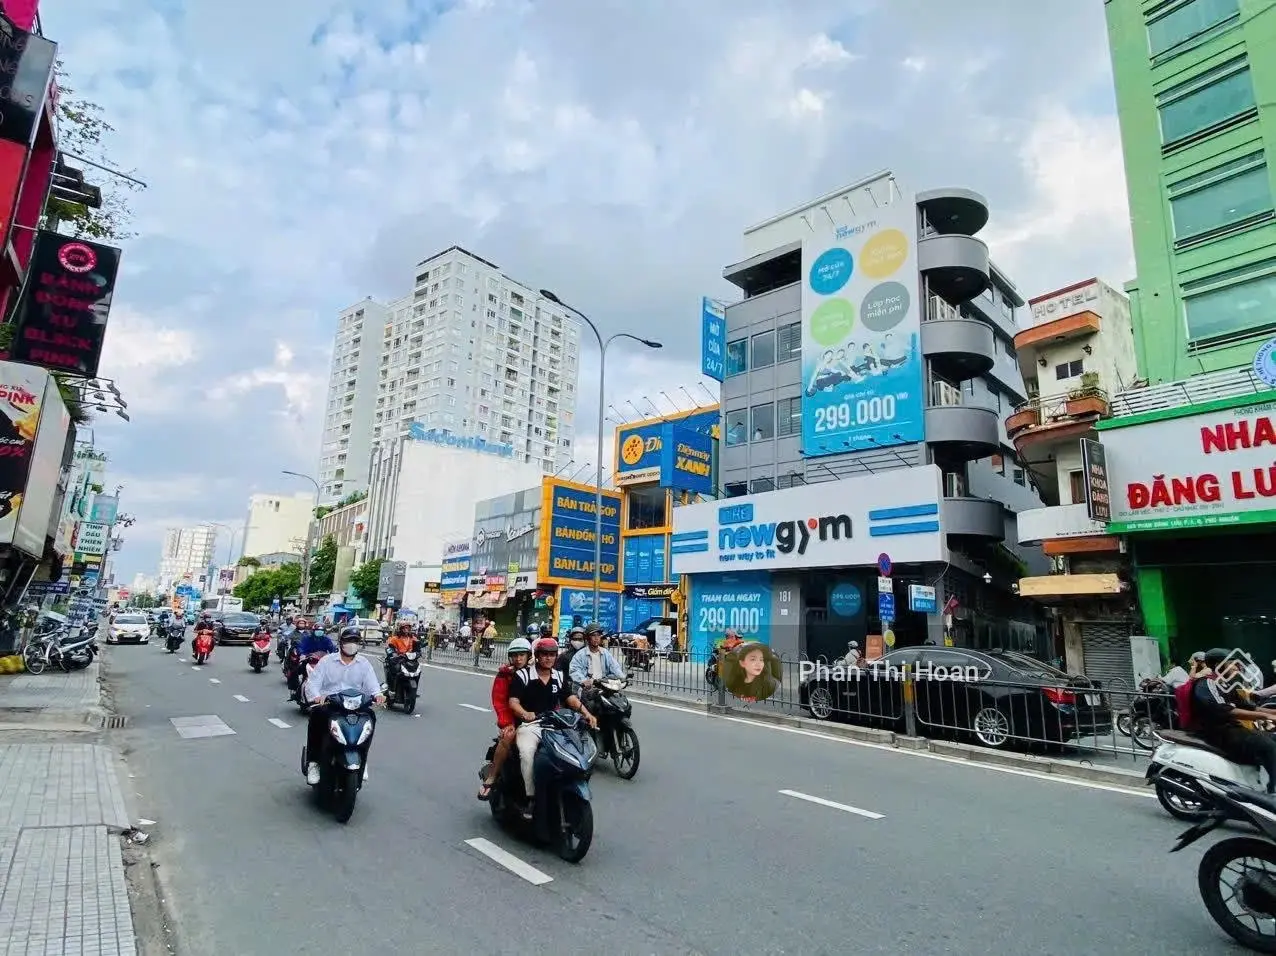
top-left (283, 470), bottom-right (322, 613)
top-left (202, 522), bottom-right (241, 593)
top-left (540, 289), bottom-right (661, 624)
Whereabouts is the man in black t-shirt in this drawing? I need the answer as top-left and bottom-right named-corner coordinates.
top-left (1192, 647), bottom-right (1276, 793)
top-left (508, 637), bottom-right (596, 817)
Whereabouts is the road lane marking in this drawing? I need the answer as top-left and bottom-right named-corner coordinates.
top-left (458, 703), bottom-right (489, 712)
top-left (780, 789), bottom-right (884, 819)
top-left (209, 678), bottom-right (221, 684)
top-left (464, 838), bottom-right (552, 885)
top-left (233, 694), bottom-right (249, 702)
top-left (177, 658), bottom-right (186, 663)
top-left (268, 718), bottom-right (291, 729)
top-left (169, 715), bottom-right (235, 739)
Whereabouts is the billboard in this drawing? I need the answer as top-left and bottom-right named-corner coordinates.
top-left (439, 541), bottom-right (471, 591)
top-left (538, 478), bottom-right (622, 588)
top-left (89, 493), bottom-right (118, 525)
top-left (664, 424), bottom-right (714, 495)
top-left (800, 197), bottom-right (923, 457)
top-left (0, 361), bottom-right (64, 556)
top-left (72, 520), bottom-right (109, 556)
top-left (700, 297), bottom-right (727, 382)
top-left (557, 587), bottom-right (620, 632)
top-left (470, 485), bottom-right (541, 584)
top-left (614, 406), bottom-right (719, 486)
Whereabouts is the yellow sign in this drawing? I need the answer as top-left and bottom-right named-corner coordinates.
top-left (883, 629), bottom-right (896, 648)
top-left (860, 228), bottom-right (910, 278)
top-left (620, 434), bottom-right (647, 466)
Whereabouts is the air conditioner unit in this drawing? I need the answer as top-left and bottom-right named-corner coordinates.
top-left (931, 381), bottom-right (961, 407)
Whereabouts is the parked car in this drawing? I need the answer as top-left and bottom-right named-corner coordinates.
top-left (799, 646), bottom-right (1111, 750)
top-left (214, 611), bottom-right (262, 645)
top-left (107, 613), bottom-right (151, 645)
top-left (353, 617), bottom-right (387, 645)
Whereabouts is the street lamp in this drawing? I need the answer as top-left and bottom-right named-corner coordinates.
top-left (539, 289), bottom-right (662, 624)
top-left (202, 522), bottom-right (242, 592)
top-left (282, 470), bottom-right (322, 612)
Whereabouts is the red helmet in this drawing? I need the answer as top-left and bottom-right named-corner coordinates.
top-left (532, 637), bottom-right (559, 656)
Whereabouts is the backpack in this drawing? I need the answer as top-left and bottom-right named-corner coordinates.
top-left (1174, 679), bottom-right (1197, 731)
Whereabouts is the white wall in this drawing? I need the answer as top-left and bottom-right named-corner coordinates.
top-left (388, 442), bottom-right (546, 565)
top-left (1025, 279), bottom-right (1138, 404)
top-left (242, 491), bottom-right (315, 558)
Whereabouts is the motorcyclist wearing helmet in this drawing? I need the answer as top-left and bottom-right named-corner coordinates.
top-left (304, 626), bottom-right (385, 785)
top-left (556, 625), bottom-right (587, 677)
top-left (296, 620), bottom-right (337, 657)
top-left (507, 637), bottom-right (596, 817)
top-left (842, 641), bottom-right (862, 668)
top-left (478, 637), bottom-right (533, 801)
top-left (569, 623), bottom-right (624, 687)
top-left (384, 622), bottom-right (419, 698)
top-left (1191, 647), bottom-right (1276, 793)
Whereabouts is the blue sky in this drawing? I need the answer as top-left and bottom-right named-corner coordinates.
top-left (42, 0), bottom-right (1134, 582)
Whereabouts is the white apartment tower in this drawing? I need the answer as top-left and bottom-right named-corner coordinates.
top-left (156, 526), bottom-right (217, 592)
top-left (317, 246), bottom-right (581, 504)
top-left (241, 491), bottom-right (316, 559)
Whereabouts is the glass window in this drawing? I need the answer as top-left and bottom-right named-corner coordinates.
top-left (626, 486), bottom-right (668, 531)
top-left (751, 331), bottom-right (776, 369)
top-left (1069, 470), bottom-right (1085, 505)
top-left (725, 409), bottom-right (748, 446)
top-left (1012, 468), bottom-right (1026, 486)
top-left (750, 477), bottom-right (776, 494)
top-left (1170, 160), bottom-right (1273, 241)
top-left (1054, 359), bottom-right (1084, 380)
top-left (776, 322), bottom-right (802, 362)
top-left (776, 396), bottom-right (801, 437)
top-left (1148, 0), bottom-right (1239, 56)
top-left (723, 482), bottom-right (748, 498)
top-left (751, 403), bottom-right (775, 440)
top-left (1185, 271), bottom-right (1276, 342)
top-left (726, 340), bottom-right (748, 376)
top-left (1158, 62), bottom-right (1255, 145)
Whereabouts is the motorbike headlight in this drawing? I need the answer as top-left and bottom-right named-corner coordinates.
top-left (357, 722), bottom-right (373, 745)
top-left (342, 696), bottom-right (361, 711)
top-left (406, 652), bottom-right (419, 660)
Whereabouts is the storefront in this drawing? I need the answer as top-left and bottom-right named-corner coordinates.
top-left (536, 478), bottom-right (623, 632)
top-left (465, 485), bottom-right (544, 632)
top-left (670, 466), bottom-right (950, 659)
top-left (1098, 392), bottom-right (1276, 667)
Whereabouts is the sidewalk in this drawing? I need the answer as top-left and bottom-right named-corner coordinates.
top-left (0, 661), bottom-right (108, 728)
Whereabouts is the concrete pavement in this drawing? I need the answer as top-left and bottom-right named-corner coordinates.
top-left (101, 636), bottom-right (1246, 954)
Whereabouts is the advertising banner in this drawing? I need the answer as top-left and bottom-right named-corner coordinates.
top-left (1080, 439), bottom-right (1111, 523)
top-left (1100, 400), bottom-right (1276, 532)
top-left (799, 197), bottom-right (923, 457)
top-left (662, 424), bottom-right (714, 495)
top-left (688, 571), bottom-right (772, 657)
top-left (0, 16), bottom-right (56, 148)
top-left (408, 422), bottom-right (513, 458)
top-left (0, 360), bottom-right (47, 549)
top-left (614, 407), bottom-right (719, 486)
top-left (700, 297), bottom-right (727, 382)
top-left (556, 587), bottom-right (620, 632)
top-left (439, 541), bottom-right (471, 591)
top-left (89, 493), bottom-right (118, 525)
top-left (72, 520), bottom-right (108, 555)
top-left (671, 465), bottom-right (945, 574)
top-left (10, 231), bottom-right (122, 377)
top-left (538, 479), bottom-right (622, 587)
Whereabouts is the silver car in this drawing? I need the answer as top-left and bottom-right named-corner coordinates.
top-left (108, 612), bottom-right (151, 645)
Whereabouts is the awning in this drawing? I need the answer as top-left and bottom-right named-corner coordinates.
top-left (329, 604), bottom-right (350, 613)
top-left (469, 592), bottom-right (509, 610)
top-left (1017, 573), bottom-right (1125, 602)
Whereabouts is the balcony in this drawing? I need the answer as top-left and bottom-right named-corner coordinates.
top-left (1016, 503), bottom-right (1110, 546)
top-left (1013, 310), bottom-right (1100, 351)
top-left (920, 295), bottom-right (995, 380)
top-left (918, 233), bottom-right (990, 302)
top-left (942, 496), bottom-right (1005, 542)
top-left (925, 381), bottom-right (999, 460)
top-left (1007, 385), bottom-right (1109, 454)
top-left (916, 187), bottom-right (990, 236)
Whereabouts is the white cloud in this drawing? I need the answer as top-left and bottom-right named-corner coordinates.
top-left (94, 307), bottom-right (197, 413)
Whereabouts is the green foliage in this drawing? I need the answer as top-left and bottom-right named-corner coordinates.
top-left (337, 490), bottom-right (368, 508)
top-left (349, 559), bottom-right (383, 608)
top-left (309, 535), bottom-right (337, 593)
top-left (314, 505), bottom-right (333, 520)
top-left (237, 555), bottom-right (261, 568)
top-left (233, 564), bottom-right (301, 609)
top-left (130, 593), bottom-right (158, 609)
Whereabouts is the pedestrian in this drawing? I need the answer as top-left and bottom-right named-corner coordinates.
top-left (473, 614), bottom-right (497, 667)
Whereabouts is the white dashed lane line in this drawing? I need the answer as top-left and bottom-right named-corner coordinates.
top-left (779, 789), bottom-right (884, 819)
top-left (464, 838), bottom-right (553, 885)
top-left (268, 718), bottom-right (291, 729)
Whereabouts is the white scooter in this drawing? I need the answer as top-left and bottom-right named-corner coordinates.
top-left (1146, 728), bottom-right (1269, 821)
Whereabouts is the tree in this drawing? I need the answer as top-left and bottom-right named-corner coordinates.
top-left (131, 593), bottom-right (158, 609)
top-left (233, 564), bottom-right (301, 610)
top-left (337, 490), bottom-right (368, 508)
top-left (237, 556), bottom-right (261, 568)
top-left (348, 559), bottom-right (383, 609)
top-left (309, 535), bottom-right (337, 593)
top-left (43, 65), bottom-right (143, 241)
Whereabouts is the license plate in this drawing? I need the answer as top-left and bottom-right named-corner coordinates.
top-left (1084, 693), bottom-right (1100, 706)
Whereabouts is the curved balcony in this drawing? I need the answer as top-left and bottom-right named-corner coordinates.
top-left (925, 404), bottom-right (999, 461)
top-left (1008, 387), bottom-right (1110, 456)
top-left (917, 187), bottom-right (990, 236)
top-left (942, 496), bottom-right (1005, 542)
top-left (921, 296), bottom-right (995, 380)
top-left (918, 233), bottom-right (990, 303)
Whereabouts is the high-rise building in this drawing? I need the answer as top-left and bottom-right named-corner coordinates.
top-left (241, 491), bottom-right (315, 559)
top-left (316, 246), bottom-right (582, 504)
top-left (1106, 0), bottom-right (1276, 381)
top-left (157, 526), bottom-right (217, 593)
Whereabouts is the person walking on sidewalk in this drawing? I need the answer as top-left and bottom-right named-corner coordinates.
top-left (473, 614), bottom-right (498, 667)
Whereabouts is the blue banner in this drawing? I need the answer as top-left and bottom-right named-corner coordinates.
top-left (662, 425), bottom-right (714, 495)
top-left (615, 408), bottom-right (720, 485)
top-left (557, 587), bottom-right (620, 632)
top-left (800, 198), bottom-right (925, 457)
top-left (543, 482), bottom-right (622, 585)
top-left (89, 494), bottom-right (118, 525)
top-left (439, 555), bottom-right (471, 590)
top-left (688, 571), bottom-right (772, 658)
top-left (701, 297), bottom-right (727, 382)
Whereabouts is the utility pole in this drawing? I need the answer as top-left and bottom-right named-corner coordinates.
top-left (283, 470), bottom-right (321, 614)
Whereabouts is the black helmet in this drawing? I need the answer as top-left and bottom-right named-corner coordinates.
top-left (584, 622), bottom-right (604, 636)
top-left (539, 623), bottom-right (552, 637)
top-left (1202, 647), bottom-right (1233, 667)
top-left (339, 625), bottom-right (361, 643)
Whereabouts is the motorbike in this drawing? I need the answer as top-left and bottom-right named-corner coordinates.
top-left (1122, 677), bottom-right (1179, 750)
top-left (192, 629), bottom-right (215, 665)
top-left (291, 651), bottom-right (328, 713)
top-left (706, 645), bottom-right (728, 689)
top-left (24, 627), bottom-right (97, 674)
top-left (613, 634), bottom-right (655, 672)
top-left (586, 676), bottom-right (640, 779)
top-left (1146, 727), bottom-right (1272, 821)
top-left (276, 632), bottom-right (292, 662)
top-left (1171, 775), bottom-right (1276, 953)
top-left (480, 709), bottom-right (596, 863)
top-left (383, 646), bottom-right (422, 713)
top-left (164, 621), bottom-right (184, 653)
top-left (300, 689), bottom-right (376, 824)
top-left (477, 635), bottom-right (495, 659)
top-left (248, 632), bottom-right (272, 672)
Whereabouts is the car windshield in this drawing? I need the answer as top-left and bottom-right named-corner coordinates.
top-left (222, 613), bottom-right (258, 625)
top-left (116, 614), bottom-right (146, 625)
top-left (988, 650), bottom-right (1066, 679)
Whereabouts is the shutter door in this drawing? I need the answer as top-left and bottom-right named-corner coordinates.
top-left (1080, 622), bottom-right (1135, 690)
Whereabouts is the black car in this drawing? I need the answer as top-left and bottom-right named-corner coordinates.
top-left (799, 646), bottom-right (1111, 750)
top-left (215, 611), bottom-right (262, 645)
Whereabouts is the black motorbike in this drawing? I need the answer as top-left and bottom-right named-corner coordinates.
top-left (477, 635), bottom-right (495, 659)
top-left (1172, 775), bottom-right (1276, 952)
top-left (384, 646), bottom-right (422, 713)
top-left (164, 621), bottom-right (184, 653)
top-left (288, 651), bottom-right (327, 713)
top-left (1127, 677), bottom-right (1178, 750)
top-left (586, 676), bottom-right (639, 779)
top-left (480, 710), bottom-right (596, 863)
top-left (301, 689), bottom-right (376, 824)
top-left (706, 646), bottom-right (725, 689)
top-left (276, 633), bottom-right (293, 663)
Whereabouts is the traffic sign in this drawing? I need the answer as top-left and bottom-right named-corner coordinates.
top-left (877, 553), bottom-right (892, 576)
top-left (883, 629), bottom-right (896, 647)
top-left (877, 576), bottom-right (893, 595)
top-left (877, 592), bottom-right (895, 620)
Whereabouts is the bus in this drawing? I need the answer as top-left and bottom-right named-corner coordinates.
top-left (201, 596), bottom-right (244, 613)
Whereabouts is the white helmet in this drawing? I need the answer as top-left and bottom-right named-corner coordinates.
top-left (507, 637), bottom-right (533, 657)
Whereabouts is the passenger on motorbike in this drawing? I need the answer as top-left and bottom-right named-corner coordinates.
top-left (569, 624), bottom-right (624, 688)
top-left (305, 626), bottom-right (385, 785)
top-left (1190, 647), bottom-right (1276, 793)
top-left (478, 637), bottom-right (533, 801)
top-left (297, 623), bottom-right (337, 657)
top-left (556, 626), bottom-right (586, 675)
top-left (508, 637), bottom-right (596, 818)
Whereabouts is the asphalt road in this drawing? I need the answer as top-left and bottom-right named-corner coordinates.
top-left (106, 641), bottom-right (1239, 955)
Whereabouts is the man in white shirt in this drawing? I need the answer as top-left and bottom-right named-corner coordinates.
top-left (569, 624), bottom-right (624, 687)
top-left (305, 625), bottom-right (384, 785)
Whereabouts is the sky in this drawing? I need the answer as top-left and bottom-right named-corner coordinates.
top-left (42, 0), bottom-right (1135, 583)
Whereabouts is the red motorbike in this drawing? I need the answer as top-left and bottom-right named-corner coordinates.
top-left (193, 629), bottom-right (215, 665)
top-left (248, 631), bottom-right (272, 673)
top-left (292, 651), bottom-right (327, 713)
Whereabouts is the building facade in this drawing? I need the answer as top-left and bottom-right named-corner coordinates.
top-left (1106, 0), bottom-right (1276, 382)
top-left (318, 298), bottom-right (387, 502)
top-left (690, 174), bottom-right (1048, 661)
top-left (241, 491), bottom-right (315, 559)
top-left (157, 526), bottom-right (217, 593)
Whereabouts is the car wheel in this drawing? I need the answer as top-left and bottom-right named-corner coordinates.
top-left (806, 684), bottom-right (835, 720)
top-left (970, 705), bottom-right (1012, 748)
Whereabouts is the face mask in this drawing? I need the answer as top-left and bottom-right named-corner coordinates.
top-left (571, 639), bottom-right (585, 649)
top-left (341, 642), bottom-right (360, 656)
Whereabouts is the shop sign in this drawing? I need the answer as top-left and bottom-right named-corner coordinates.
top-left (1080, 439), bottom-right (1111, 523)
top-left (539, 480), bottom-right (622, 586)
top-left (1103, 400), bottom-right (1276, 532)
top-left (625, 584), bottom-right (677, 600)
top-left (670, 465), bottom-right (945, 574)
top-left (614, 408), bottom-right (720, 486)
